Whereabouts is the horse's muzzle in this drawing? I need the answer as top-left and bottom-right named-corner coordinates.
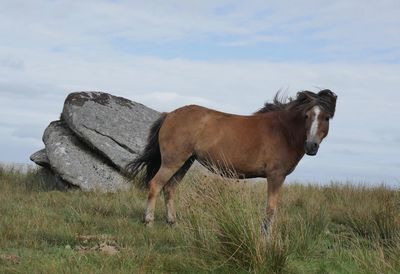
top-left (305, 141), bottom-right (319, 156)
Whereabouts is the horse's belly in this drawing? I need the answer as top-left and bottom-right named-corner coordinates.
top-left (196, 155), bottom-right (265, 179)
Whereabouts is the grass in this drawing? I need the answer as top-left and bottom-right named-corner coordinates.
top-left (0, 165), bottom-right (399, 273)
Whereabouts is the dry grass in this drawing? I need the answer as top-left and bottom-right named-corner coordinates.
top-left (0, 165), bottom-right (399, 273)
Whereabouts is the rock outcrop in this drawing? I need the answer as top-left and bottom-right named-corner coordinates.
top-left (62, 92), bottom-right (160, 170)
top-left (30, 91), bottom-right (160, 192)
top-left (43, 120), bottom-right (129, 192)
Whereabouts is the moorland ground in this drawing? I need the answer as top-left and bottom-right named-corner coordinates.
top-left (0, 165), bottom-right (399, 273)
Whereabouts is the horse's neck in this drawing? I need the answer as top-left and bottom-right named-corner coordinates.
top-left (279, 111), bottom-right (307, 153)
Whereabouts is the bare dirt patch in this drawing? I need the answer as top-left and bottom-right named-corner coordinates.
top-left (73, 234), bottom-right (120, 256)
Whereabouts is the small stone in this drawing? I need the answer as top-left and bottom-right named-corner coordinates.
top-left (30, 149), bottom-right (50, 168)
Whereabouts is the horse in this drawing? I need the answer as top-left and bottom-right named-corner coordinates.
top-left (126, 90), bottom-right (337, 229)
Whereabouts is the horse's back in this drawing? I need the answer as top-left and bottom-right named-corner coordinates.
top-left (159, 104), bottom-right (230, 146)
top-left (161, 104), bottom-right (255, 141)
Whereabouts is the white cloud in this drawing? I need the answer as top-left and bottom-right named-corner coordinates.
top-left (0, 0), bottom-right (399, 184)
top-left (134, 92), bottom-right (214, 111)
top-left (1, 54), bottom-right (399, 165)
top-left (0, 56), bottom-right (24, 70)
top-left (0, 1), bottom-right (399, 61)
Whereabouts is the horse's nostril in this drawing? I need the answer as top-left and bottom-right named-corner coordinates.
top-left (305, 141), bottom-right (319, 154)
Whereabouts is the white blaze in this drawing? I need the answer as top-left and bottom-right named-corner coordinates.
top-left (309, 106), bottom-right (321, 139)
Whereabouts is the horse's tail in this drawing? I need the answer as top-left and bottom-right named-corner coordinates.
top-left (125, 113), bottom-right (167, 187)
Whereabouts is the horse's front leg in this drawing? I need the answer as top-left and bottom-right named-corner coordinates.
top-left (262, 174), bottom-right (285, 235)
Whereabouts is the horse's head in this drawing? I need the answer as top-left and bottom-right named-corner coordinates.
top-left (303, 90), bottom-right (337, 156)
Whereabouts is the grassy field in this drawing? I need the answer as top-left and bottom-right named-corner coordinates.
top-left (0, 166), bottom-right (399, 273)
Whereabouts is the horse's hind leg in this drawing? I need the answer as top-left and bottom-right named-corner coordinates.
top-left (163, 157), bottom-right (195, 225)
top-left (145, 165), bottom-right (180, 226)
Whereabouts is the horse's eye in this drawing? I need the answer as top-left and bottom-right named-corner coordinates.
top-left (325, 117), bottom-right (330, 121)
top-left (305, 114), bottom-right (309, 119)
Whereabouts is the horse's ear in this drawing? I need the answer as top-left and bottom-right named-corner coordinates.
top-left (318, 89), bottom-right (337, 116)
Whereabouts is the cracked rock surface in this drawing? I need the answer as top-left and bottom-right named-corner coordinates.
top-left (43, 120), bottom-right (129, 192)
top-left (30, 91), bottom-right (160, 191)
top-left (62, 92), bottom-right (160, 170)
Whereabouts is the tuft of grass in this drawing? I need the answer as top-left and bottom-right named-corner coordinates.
top-left (0, 164), bottom-right (399, 273)
top-left (326, 184), bottom-right (400, 246)
top-left (178, 174), bottom-right (271, 272)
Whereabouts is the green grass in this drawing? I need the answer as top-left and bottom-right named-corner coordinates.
top-left (0, 165), bottom-right (399, 273)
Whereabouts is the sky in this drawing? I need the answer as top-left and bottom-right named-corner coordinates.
top-left (0, 0), bottom-right (399, 186)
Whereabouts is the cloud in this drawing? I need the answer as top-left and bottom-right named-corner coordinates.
top-left (134, 92), bottom-right (214, 111)
top-left (0, 56), bottom-right (24, 70)
top-left (0, 1), bottom-right (399, 62)
top-left (1, 55), bottom-right (399, 177)
top-left (12, 124), bottom-right (45, 140)
top-left (0, 0), bottom-right (399, 184)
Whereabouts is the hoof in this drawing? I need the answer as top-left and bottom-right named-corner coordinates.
top-left (144, 220), bottom-right (154, 227)
top-left (143, 215), bottom-right (154, 227)
top-left (166, 219), bottom-right (177, 227)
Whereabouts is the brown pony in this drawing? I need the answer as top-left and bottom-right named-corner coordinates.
top-left (127, 90), bottom-right (337, 229)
